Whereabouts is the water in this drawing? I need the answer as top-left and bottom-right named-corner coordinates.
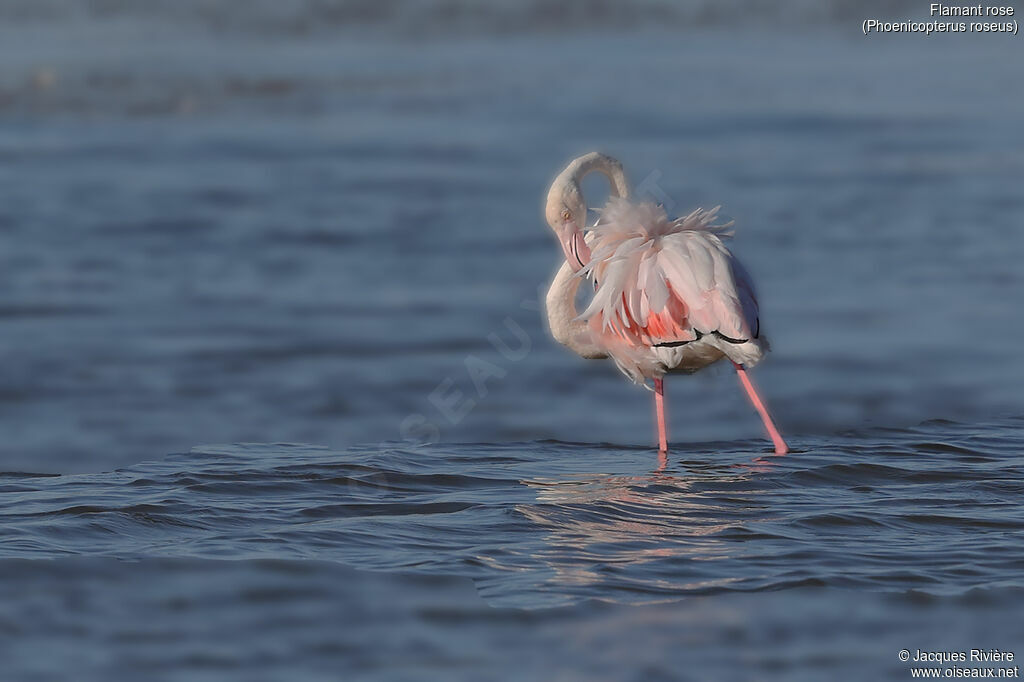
top-left (4, 420), bottom-right (1024, 679)
top-left (1, 2), bottom-right (1024, 679)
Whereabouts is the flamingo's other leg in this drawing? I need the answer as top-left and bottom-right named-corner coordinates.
top-left (654, 377), bottom-right (668, 454)
top-left (732, 362), bottom-right (788, 455)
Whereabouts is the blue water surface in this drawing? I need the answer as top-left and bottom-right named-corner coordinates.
top-left (1, 2), bottom-right (1023, 679)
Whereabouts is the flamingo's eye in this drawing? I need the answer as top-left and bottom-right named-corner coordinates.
top-left (561, 209), bottom-right (572, 221)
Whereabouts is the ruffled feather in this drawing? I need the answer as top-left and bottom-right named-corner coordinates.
top-left (576, 197), bottom-right (758, 358)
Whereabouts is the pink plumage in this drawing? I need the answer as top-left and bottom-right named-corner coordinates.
top-left (576, 198), bottom-right (766, 384)
top-left (543, 153), bottom-right (787, 456)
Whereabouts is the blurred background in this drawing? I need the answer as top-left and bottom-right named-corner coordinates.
top-left (2, 2), bottom-right (1024, 680)
top-left (2, 0), bottom-right (1021, 474)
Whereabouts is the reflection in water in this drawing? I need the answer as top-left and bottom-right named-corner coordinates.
top-left (513, 452), bottom-right (778, 599)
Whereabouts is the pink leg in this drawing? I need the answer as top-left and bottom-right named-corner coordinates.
top-left (654, 377), bottom-right (668, 454)
top-left (732, 362), bottom-right (789, 455)
top-left (656, 448), bottom-right (667, 473)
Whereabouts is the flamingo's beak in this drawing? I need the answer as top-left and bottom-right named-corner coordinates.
top-left (560, 227), bottom-right (592, 273)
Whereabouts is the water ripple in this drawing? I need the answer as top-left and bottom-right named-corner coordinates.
top-left (0, 418), bottom-right (1021, 611)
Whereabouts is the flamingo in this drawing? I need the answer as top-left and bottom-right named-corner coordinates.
top-left (543, 152), bottom-right (788, 456)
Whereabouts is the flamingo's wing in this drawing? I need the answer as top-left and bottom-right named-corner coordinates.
top-left (659, 230), bottom-right (759, 342)
top-left (581, 230), bottom-right (759, 348)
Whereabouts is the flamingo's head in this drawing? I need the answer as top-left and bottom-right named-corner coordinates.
top-left (545, 176), bottom-right (591, 272)
top-left (545, 152), bottom-right (628, 273)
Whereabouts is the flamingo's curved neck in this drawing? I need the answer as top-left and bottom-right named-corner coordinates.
top-left (544, 152), bottom-right (628, 359)
top-left (568, 154), bottom-right (630, 203)
top-left (545, 261), bottom-right (607, 359)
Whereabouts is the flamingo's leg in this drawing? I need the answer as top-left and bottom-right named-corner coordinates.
top-left (732, 362), bottom-right (788, 455)
top-left (654, 377), bottom-right (668, 454)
